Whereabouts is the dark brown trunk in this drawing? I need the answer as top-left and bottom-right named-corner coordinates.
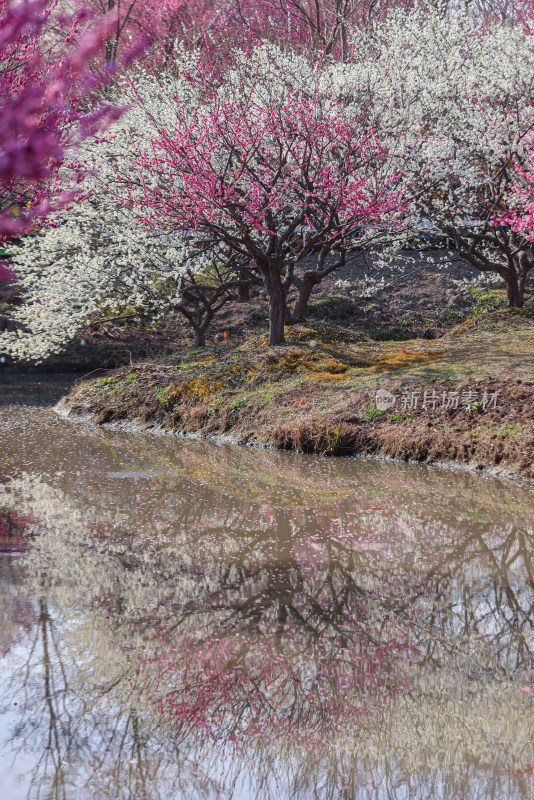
top-left (290, 279), bottom-right (316, 323)
top-left (265, 267), bottom-right (286, 346)
top-left (104, 0), bottom-right (117, 64)
top-left (505, 272), bottom-right (524, 308)
top-left (238, 282), bottom-right (250, 302)
top-left (194, 328), bottom-right (206, 347)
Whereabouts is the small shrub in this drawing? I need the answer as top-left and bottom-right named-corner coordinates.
top-left (229, 397), bottom-right (246, 412)
top-left (464, 399), bottom-right (483, 413)
top-left (362, 405), bottom-right (382, 422)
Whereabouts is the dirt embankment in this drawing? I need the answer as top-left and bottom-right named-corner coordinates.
top-left (56, 312), bottom-right (534, 478)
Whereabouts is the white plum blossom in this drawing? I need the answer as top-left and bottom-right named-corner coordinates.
top-left (0, 198), bottom-right (217, 361)
top-left (346, 2), bottom-right (534, 305)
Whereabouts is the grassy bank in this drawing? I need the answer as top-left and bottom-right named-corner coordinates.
top-left (57, 309), bottom-right (534, 477)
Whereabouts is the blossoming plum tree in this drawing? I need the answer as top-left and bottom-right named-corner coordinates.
top-left (352, 2), bottom-right (534, 306)
top-left (124, 47), bottom-right (403, 345)
top-left (1, 41), bottom-right (406, 357)
top-left (0, 194), bottom-right (258, 360)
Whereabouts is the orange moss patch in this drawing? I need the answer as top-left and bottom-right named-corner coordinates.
top-left (306, 371), bottom-right (347, 382)
top-left (160, 377), bottom-right (225, 407)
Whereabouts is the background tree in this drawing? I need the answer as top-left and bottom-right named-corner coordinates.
top-left (234, 0), bottom-right (413, 58)
top-left (353, 2), bottom-right (534, 307)
top-left (172, 252), bottom-right (259, 346)
top-left (0, 194), bottom-right (256, 360)
top-left (71, 0), bottom-right (233, 68)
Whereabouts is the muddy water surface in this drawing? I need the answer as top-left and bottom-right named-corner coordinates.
top-left (1, 375), bottom-right (533, 800)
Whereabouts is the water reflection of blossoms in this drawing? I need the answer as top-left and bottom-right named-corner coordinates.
top-left (1, 468), bottom-right (534, 799)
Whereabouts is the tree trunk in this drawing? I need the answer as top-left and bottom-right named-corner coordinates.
top-left (194, 328), bottom-right (206, 347)
top-left (504, 271), bottom-right (524, 308)
top-left (265, 266), bottom-right (286, 346)
top-left (238, 271), bottom-right (250, 302)
top-left (289, 278), bottom-right (316, 323)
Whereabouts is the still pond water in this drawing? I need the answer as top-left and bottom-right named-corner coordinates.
top-left (0, 375), bottom-right (533, 800)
